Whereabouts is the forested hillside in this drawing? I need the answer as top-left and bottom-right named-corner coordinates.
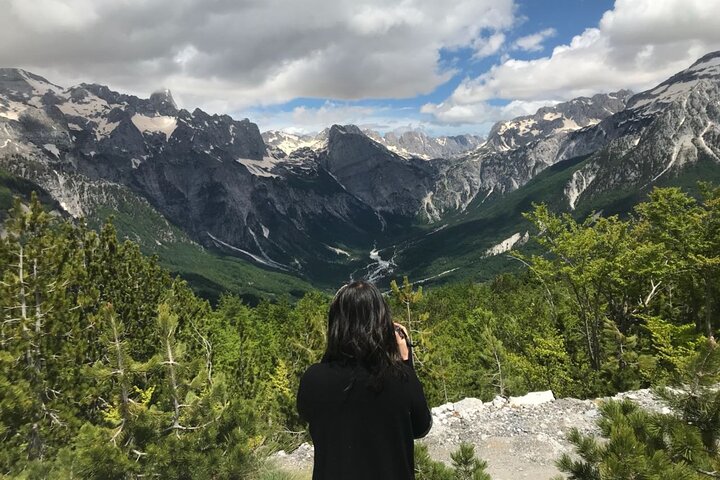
top-left (1, 183), bottom-right (719, 478)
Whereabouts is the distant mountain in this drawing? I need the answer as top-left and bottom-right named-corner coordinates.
top-left (560, 51), bottom-right (720, 207)
top-left (362, 129), bottom-right (484, 159)
top-left (262, 127), bottom-right (483, 160)
top-left (385, 53), bottom-right (720, 286)
top-left (1, 52), bottom-right (719, 293)
top-left (485, 91), bottom-right (633, 152)
top-left (424, 91), bottom-right (634, 219)
top-left (261, 129), bottom-right (328, 155)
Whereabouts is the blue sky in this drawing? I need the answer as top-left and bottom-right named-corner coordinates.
top-left (4, 0), bottom-right (720, 136)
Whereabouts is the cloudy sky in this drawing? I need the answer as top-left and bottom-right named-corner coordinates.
top-left (1, 0), bottom-right (720, 135)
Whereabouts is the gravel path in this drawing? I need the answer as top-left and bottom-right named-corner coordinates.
top-left (271, 389), bottom-right (666, 479)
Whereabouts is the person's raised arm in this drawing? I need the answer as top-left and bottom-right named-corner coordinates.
top-left (394, 322), bottom-right (413, 368)
top-left (395, 322), bottom-right (432, 437)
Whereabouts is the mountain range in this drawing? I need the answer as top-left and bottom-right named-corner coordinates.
top-left (262, 128), bottom-right (484, 160)
top-left (1, 51), bottom-right (719, 299)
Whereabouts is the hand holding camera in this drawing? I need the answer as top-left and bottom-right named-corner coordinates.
top-left (394, 322), bottom-right (411, 361)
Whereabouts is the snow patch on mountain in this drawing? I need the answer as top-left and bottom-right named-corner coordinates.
top-left (131, 114), bottom-right (177, 140)
top-left (95, 118), bottom-right (120, 140)
top-left (17, 69), bottom-right (62, 97)
top-left (57, 92), bottom-right (111, 118)
top-left (0, 98), bottom-right (27, 120)
top-left (43, 144), bottom-right (60, 158)
top-left (324, 244), bottom-right (350, 257)
top-left (235, 156), bottom-right (283, 178)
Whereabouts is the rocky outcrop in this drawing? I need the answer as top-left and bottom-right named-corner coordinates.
top-left (427, 91), bottom-right (634, 215)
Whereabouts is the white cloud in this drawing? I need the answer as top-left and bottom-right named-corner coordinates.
top-left (249, 102), bottom-right (394, 134)
top-left (0, 0), bottom-right (516, 113)
top-left (473, 33), bottom-right (506, 58)
top-left (8, 0), bottom-right (99, 31)
top-left (421, 98), bottom-right (555, 125)
top-left (424, 0), bottom-right (720, 126)
top-left (513, 28), bottom-right (556, 52)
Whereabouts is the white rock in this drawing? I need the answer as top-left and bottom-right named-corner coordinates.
top-left (453, 397), bottom-right (484, 419)
top-left (431, 402), bottom-right (455, 416)
top-left (509, 390), bottom-right (555, 407)
top-left (491, 395), bottom-right (508, 408)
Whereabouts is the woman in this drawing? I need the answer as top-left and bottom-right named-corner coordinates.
top-left (296, 281), bottom-right (432, 480)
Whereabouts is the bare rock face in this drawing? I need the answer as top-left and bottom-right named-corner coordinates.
top-left (364, 129), bottom-right (484, 160)
top-left (320, 124), bottom-right (437, 217)
top-left (426, 91), bottom-right (634, 217)
top-left (272, 389), bottom-right (667, 480)
top-left (561, 52), bottom-right (720, 207)
top-left (0, 69), bottom-right (387, 280)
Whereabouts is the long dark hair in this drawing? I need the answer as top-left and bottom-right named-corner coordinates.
top-left (322, 281), bottom-right (405, 389)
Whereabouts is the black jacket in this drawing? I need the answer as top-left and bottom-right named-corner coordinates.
top-left (297, 357), bottom-right (432, 480)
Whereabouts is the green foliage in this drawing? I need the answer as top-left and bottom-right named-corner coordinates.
top-left (450, 443), bottom-right (492, 480)
top-left (415, 443), bottom-right (492, 480)
top-left (557, 341), bottom-right (720, 480)
top-left (2, 184), bottom-right (719, 478)
top-left (391, 275), bottom-right (430, 366)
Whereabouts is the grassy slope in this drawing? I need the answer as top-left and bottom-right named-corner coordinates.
top-left (88, 193), bottom-right (315, 305)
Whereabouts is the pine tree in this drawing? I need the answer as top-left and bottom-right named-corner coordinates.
top-left (451, 443), bottom-right (492, 480)
top-left (391, 276), bottom-right (430, 366)
top-left (556, 340), bottom-right (720, 479)
top-left (415, 443), bottom-right (493, 480)
top-left (478, 327), bottom-right (508, 398)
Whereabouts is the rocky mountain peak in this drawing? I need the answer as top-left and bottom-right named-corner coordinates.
top-left (627, 50), bottom-right (720, 111)
top-left (0, 68), bottom-right (48, 87)
top-left (0, 68), bottom-right (63, 102)
top-left (77, 83), bottom-right (117, 102)
top-left (328, 124), bottom-right (364, 138)
top-left (485, 90), bottom-right (633, 152)
top-left (676, 50), bottom-right (720, 79)
top-left (149, 89), bottom-right (178, 115)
